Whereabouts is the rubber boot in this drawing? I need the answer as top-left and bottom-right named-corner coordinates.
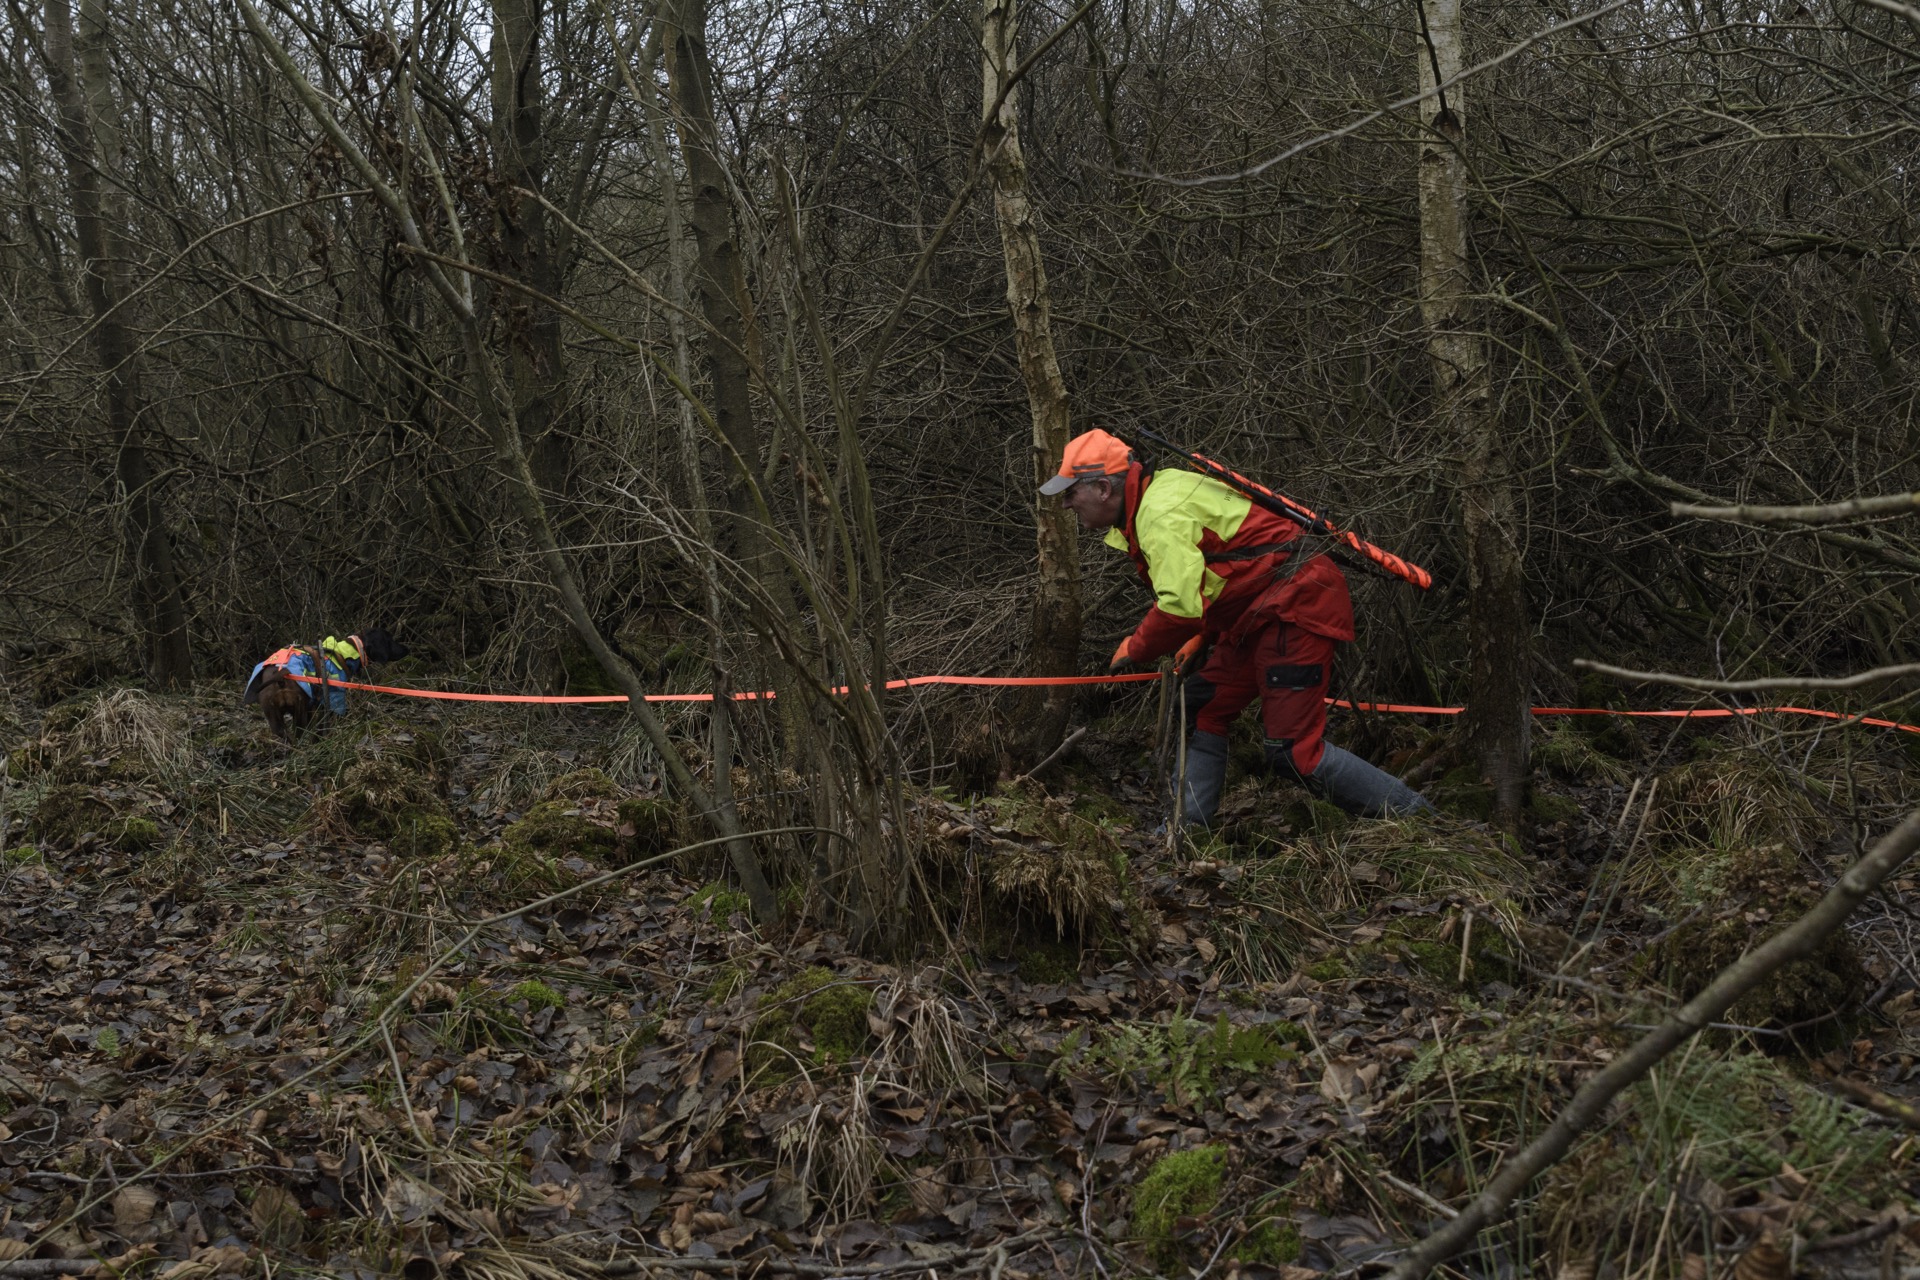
top-left (1310, 744), bottom-right (1435, 819)
top-left (1175, 731), bottom-right (1231, 828)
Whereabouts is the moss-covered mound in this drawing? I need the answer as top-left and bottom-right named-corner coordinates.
top-left (503, 800), bottom-right (616, 861)
top-left (1654, 845), bottom-right (1864, 1048)
top-left (543, 767), bottom-right (618, 803)
top-left (617, 796), bottom-right (681, 859)
top-left (1211, 816), bottom-right (1526, 986)
top-left (320, 758), bottom-right (457, 858)
top-left (26, 649), bottom-right (122, 705)
top-left (1304, 908), bottom-right (1518, 990)
top-left (745, 966), bottom-right (874, 1082)
top-left (31, 784), bottom-right (114, 847)
top-left (29, 786), bottom-right (163, 853)
top-left (366, 727), bottom-right (450, 791)
top-left (974, 783), bottom-right (1138, 941)
top-left (1132, 1145), bottom-right (1227, 1267)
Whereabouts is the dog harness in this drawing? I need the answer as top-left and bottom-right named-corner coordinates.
top-left (242, 636), bottom-right (366, 716)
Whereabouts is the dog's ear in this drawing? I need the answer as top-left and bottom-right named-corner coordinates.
top-left (359, 628), bottom-right (409, 663)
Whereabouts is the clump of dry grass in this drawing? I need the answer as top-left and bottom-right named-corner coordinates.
top-left (988, 840), bottom-right (1121, 939)
top-left (1642, 747), bottom-right (1824, 867)
top-left (66, 688), bottom-right (192, 779)
top-left (1607, 745), bottom-right (1841, 926)
top-left (870, 967), bottom-right (992, 1095)
top-left (1534, 722), bottom-right (1631, 785)
top-left (1211, 816), bottom-right (1528, 984)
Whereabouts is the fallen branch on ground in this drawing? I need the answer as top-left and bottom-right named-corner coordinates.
top-left (1385, 805), bottom-right (1920, 1280)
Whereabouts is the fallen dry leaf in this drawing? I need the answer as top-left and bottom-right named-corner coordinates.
top-left (113, 1184), bottom-right (159, 1231)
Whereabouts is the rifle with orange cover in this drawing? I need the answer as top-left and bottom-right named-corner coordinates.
top-left (1129, 426), bottom-right (1434, 591)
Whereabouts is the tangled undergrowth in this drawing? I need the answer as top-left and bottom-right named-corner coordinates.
top-left (1, 684), bottom-right (1917, 1279)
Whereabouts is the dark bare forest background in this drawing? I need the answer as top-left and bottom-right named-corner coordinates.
top-left (6, 0), bottom-right (1920, 1276)
top-left (8, 0), bottom-right (1920, 713)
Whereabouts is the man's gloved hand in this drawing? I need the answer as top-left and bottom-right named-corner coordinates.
top-left (1173, 635), bottom-right (1205, 674)
top-left (1108, 637), bottom-right (1138, 674)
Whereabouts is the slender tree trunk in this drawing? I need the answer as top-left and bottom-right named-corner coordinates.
top-left (981, 0), bottom-right (1082, 759)
top-left (490, 0), bottom-right (570, 501)
top-left (625, 23), bottom-right (762, 921)
top-left (43, 0), bottom-right (193, 687)
top-left (658, 0), bottom-right (788, 622)
top-left (1414, 0), bottom-right (1527, 827)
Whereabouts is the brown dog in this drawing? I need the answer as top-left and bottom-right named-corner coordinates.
top-left (244, 629), bottom-right (407, 740)
top-left (256, 667), bottom-right (316, 740)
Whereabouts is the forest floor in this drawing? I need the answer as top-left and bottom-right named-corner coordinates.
top-left (2, 680), bottom-right (1919, 1280)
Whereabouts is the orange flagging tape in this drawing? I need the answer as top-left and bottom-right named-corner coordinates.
top-left (282, 672), bottom-right (1920, 733)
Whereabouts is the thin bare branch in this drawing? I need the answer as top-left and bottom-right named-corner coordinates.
top-left (1574, 656), bottom-right (1920, 692)
top-left (1671, 491), bottom-right (1920, 523)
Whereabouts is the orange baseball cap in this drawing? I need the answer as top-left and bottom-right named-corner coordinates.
top-left (1039, 428), bottom-right (1133, 496)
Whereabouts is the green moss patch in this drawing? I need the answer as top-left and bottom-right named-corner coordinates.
top-left (1133, 1145), bottom-right (1227, 1266)
top-left (688, 882), bottom-right (751, 921)
top-left (321, 758), bottom-right (455, 857)
top-left (1304, 912), bottom-right (1517, 990)
top-left (503, 799), bottom-right (616, 861)
top-left (1016, 938), bottom-right (1082, 984)
top-left (108, 816), bottom-right (162, 852)
top-left (1066, 1016), bottom-right (1300, 1104)
top-left (1239, 1217), bottom-right (1302, 1267)
top-left (1429, 764), bottom-right (1496, 821)
top-left (544, 768), bottom-right (618, 803)
top-left (506, 979), bottom-right (566, 1011)
top-left (746, 967), bottom-right (874, 1082)
top-left (1528, 790), bottom-right (1581, 825)
top-left (30, 784), bottom-right (117, 847)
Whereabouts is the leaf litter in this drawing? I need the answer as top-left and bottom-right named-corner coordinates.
top-left (0, 689), bottom-right (1917, 1278)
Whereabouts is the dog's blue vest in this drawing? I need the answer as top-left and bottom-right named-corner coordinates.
top-left (243, 643), bottom-right (361, 716)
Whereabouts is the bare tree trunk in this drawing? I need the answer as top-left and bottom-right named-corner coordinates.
top-left (981, 0), bottom-right (1082, 759)
top-left (490, 0), bottom-right (570, 502)
top-left (1414, 0), bottom-right (1527, 827)
top-left (658, 0), bottom-right (788, 624)
top-left (621, 21), bottom-right (764, 924)
top-left (43, 0), bottom-right (193, 687)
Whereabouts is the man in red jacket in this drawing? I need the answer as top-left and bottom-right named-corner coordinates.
top-left (1042, 428), bottom-right (1431, 822)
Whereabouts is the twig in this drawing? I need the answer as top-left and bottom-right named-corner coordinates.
top-left (1670, 491), bottom-right (1920, 524)
top-left (1803, 1218), bottom-right (1903, 1254)
top-left (1385, 805), bottom-right (1920, 1280)
top-left (1575, 657), bottom-right (1920, 693)
top-left (1833, 1077), bottom-right (1920, 1130)
top-left (1013, 726), bottom-right (1088, 783)
top-left (1380, 1171), bottom-right (1460, 1221)
top-left (1123, 0), bottom-right (1631, 185)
